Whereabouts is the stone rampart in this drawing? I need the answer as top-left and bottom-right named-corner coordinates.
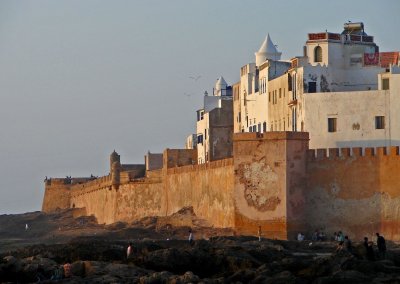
top-left (42, 179), bottom-right (71, 212)
top-left (306, 145), bottom-right (400, 241)
top-left (68, 158), bottom-right (234, 226)
top-left (43, 132), bottom-right (400, 240)
top-left (233, 132), bottom-right (309, 239)
top-left (165, 158), bottom-right (234, 227)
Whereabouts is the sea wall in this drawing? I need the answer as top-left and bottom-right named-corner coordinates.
top-left (306, 146), bottom-right (400, 241)
top-left (233, 132), bottom-right (309, 239)
top-left (42, 179), bottom-right (72, 212)
top-left (43, 132), bottom-right (400, 240)
top-left (165, 158), bottom-right (234, 228)
top-left (68, 158), bottom-right (234, 226)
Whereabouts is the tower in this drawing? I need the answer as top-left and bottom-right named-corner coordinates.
top-left (215, 76), bottom-right (228, 96)
top-left (255, 34), bottom-right (282, 66)
top-left (110, 150), bottom-right (120, 173)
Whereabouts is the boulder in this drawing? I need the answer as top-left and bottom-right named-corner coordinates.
top-left (71, 260), bottom-right (85, 276)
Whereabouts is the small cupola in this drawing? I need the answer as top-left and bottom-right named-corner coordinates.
top-left (255, 34), bottom-right (282, 66)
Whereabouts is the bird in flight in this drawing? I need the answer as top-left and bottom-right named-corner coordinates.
top-left (189, 75), bottom-right (202, 81)
top-left (184, 92), bottom-right (193, 97)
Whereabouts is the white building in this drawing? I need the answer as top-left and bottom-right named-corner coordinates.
top-left (235, 22), bottom-right (400, 149)
top-left (237, 34), bottom-right (290, 133)
top-left (193, 77), bottom-right (233, 164)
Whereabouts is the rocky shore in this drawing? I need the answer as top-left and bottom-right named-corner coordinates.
top-left (1, 209), bottom-right (400, 283)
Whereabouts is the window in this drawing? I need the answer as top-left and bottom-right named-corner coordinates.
top-left (292, 108), bottom-right (297, 131)
top-left (382, 79), bottom-right (390, 90)
top-left (258, 123), bottom-right (261, 132)
top-left (205, 129), bottom-right (207, 140)
top-left (197, 134), bottom-right (203, 144)
top-left (197, 110), bottom-right (204, 121)
top-left (279, 88), bottom-right (282, 98)
top-left (308, 82), bottom-right (317, 93)
top-left (263, 122), bottom-right (266, 132)
top-left (314, 46), bottom-right (322, 62)
top-left (269, 92), bottom-right (271, 102)
top-left (375, 116), bottom-right (385, 129)
top-left (328, 118), bottom-right (337, 132)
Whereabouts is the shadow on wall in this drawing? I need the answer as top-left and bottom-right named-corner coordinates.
top-left (306, 145), bottom-right (400, 241)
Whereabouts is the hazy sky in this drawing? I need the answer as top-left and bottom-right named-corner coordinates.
top-left (0, 0), bottom-right (399, 214)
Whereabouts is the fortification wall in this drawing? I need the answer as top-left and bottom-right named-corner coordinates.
top-left (233, 132), bottom-right (309, 239)
top-left (164, 149), bottom-right (197, 168)
top-left (114, 181), bottom-right (164, 223)
top-left (165, 158), bottom-right (234, 228)
top-left (44, 132), bottom-right (400, 240)
top-left (306, 146), bottom-right (400, 240)
top-left (42, 179), bottom-right (71, 212)
top-left (68, 157), bottom-right (234, 225)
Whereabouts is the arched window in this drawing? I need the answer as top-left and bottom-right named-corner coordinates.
top-left (314, 46), bottom-right (322, 62)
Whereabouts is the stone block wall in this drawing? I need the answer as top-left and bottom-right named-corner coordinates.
top-left (67, 156), bottom-right (233, 226)
top-left (306, 146), bottom-right (400, 241)
top-left (165, 158), bottom-right (235, 228)
top-left (43, 132), bottom-right (400, 241)
top-left (145, 153), bottom-right (163, 171)
top-left (163, 149), bottom-right (197, 168)
top-left (233, 132), bottom-right (309, 239)
top-left (42, 179), bottom-right (71, 212)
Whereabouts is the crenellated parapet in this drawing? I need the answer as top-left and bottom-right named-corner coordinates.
top-left (307, 146), bottom-right (400, 161)
top-left (42, 132), bottom-right (400, 240)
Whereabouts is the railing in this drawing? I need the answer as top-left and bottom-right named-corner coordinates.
top-left (308, 33), bottom-right (374, 44)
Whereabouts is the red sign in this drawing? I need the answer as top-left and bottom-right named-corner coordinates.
top-left (364, 52), bottom-right (379, 66)
top-left (380, 52), bottom-right (399, 68)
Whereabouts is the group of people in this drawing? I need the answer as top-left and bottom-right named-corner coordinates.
top-left (363, 233), bottom-right (386, 260)
top-left (336, 232), bottom-right (387, 260)
top-left (297, 229), bottom-right (387, 260)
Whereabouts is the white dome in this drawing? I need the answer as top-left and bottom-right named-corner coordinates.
top-left (215, 76), bottom-right (227, 91)
top-left (255, 34), bottom-right (282, 66)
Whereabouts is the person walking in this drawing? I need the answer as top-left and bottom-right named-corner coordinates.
top-left (376, 233), bottom-right (386, 259)
top-left (127, 242), bottom-right (133, 259)
top-left (188, 229), bottom-right (194, 246)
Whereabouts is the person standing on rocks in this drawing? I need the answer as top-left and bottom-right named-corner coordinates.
top-left (344, 236), bottom-right (353, 253)
top-left (364, 237), bottom-right (375, 261)
top-left (376, 233), bottom-right (386, 259)
top-left (127, 242), bottom-right (133, 259)
top-left (188, 229), bottom-right (194, 246)
top-left (258, 226), bottom-right (262, 242)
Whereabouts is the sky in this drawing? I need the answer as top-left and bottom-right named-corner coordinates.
top-left (0, 0), bottom-right (399, 214)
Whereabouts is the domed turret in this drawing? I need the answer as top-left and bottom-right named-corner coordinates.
top-left (111, 160), bottom-right (121, 190)
top-left (215, 76), bottom-right (228, 96)
top-left (255, 34), bottom-right (282, 66)
top-left (110, 150), bottom-right (120, 173)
